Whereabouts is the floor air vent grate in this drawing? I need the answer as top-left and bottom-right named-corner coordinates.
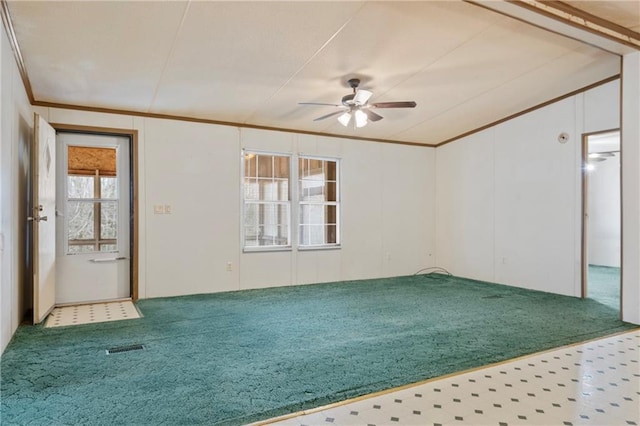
top-left (106, 344), bottom-right (145, 355)
top-left (482, 295), bottom-right (504, 299)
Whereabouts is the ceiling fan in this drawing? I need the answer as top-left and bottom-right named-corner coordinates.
top-left (299, 78), bottom-right (417, 128)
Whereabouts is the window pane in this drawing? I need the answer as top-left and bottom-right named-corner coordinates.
top-left (68, 201), bottom-right (95, 240)
top-left (274, 156), bottom-right (289, 179)
top-left (325, 181), bottom-right (337, 202)
top-left (298, 157), bottom-right (339, 247)
top-left (68, 244), bottom-right (95, 254)
top-left (325, 205), bottom-right (337, 225)
top-left (262, 179), bottom-right (289, 201)
top-left (68, 176), bottom-right (94, 199)
top-left (243, 153), bottom-right (291, 250)
top-left (100, 244), bottom-right (117, 252)
top-left (244, 153), bottom-right (257, 178)
top-left (256, 155), bottom-right (273, 178)
top-left (299, 204), bottom-right (326, 226)
top-left (299, 225), bottom-right (324, 245)
top-left (300, 180), bottom-right (328, 202)
top-left (244, 225), bottom-right (289, 247)
top-left (100, 201), bottom-right (118, 239)
top-left (326, 224), bottom-right (337, 244)
top-left (260, 203), bottom-right (289, 227)
top-left (299, 224), bottom-right (337, 246)
top-left (100, 177), bottom-right (117, 199)
top-left (244, 203), bottom-right (259, 228)
top-left (244, 179), bottom-right (259, 200)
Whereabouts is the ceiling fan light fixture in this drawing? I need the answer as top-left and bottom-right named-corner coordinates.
top-left (300, 77), bottom-right (417, 127)
top-left (353, 89), bottom-right (373, 106)
top-left (338, 111), bottom-right (352, 127)
top-left (354, 109), bottom-right (368, 128)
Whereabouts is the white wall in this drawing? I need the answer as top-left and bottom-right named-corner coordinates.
top-left (621, 52), bottom-right (640, 325)
top-left (587, 152), bottom-right (620, 267)
top-left (436, 81), bottom-right (620, 298)
top-left (32, 108), bottom-right (436, 300)
top-left (1, 26), bottom-right (34, 353)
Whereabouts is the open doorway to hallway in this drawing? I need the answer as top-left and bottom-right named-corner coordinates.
top-left (582, 130), bottom-right (620, 311)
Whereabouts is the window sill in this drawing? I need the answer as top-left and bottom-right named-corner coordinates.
top-left (297, 245), bottom-right (341, 252)
top-left (242, 246), bottom-right (293, 254)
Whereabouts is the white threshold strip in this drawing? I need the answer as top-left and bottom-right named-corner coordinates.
top-left (44, 300), bottom-right (141, 328)
top-left (259, 329), bottom-right (640, 426)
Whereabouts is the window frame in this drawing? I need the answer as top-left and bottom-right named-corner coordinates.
top-left (241, 150), bottom-right (341, 253)
top-left (66, 171), bottom-right (119, 253)
top-left (241, 149), bottom-right (293, 252)
top-left (64, 143), bottom-right (121, 255)
top-left (297, 154), bottom-right (341, 250)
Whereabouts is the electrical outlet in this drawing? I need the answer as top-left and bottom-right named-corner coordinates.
top-left (154, 205), bottom-right (164, 214)
top-left (226, 261), bottom-right (233, 272)
top-left (164, 205), bottom-right (172, 214)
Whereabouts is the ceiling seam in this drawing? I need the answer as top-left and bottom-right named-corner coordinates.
top-left (242, 2), bottom-right (368, 124)
top-left (319, 11), bottom-right (503, 135)
top-left (388, 43), bottom-right (609, 140)
top-left (355, 10), bottom-right (501, 103)
top-left (147, 0), bottom-right (191, 113)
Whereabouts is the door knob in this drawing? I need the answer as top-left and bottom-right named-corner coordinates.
top-left (27, 216), bottom-right (48, 222)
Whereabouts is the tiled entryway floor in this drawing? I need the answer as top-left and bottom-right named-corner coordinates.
top-left (265, 329), bottom-right (640, 426)
top-left (44, 300), bottom-right (140, 328)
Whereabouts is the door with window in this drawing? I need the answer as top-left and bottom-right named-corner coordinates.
top-left (55, 132), bottom-right (131, 304)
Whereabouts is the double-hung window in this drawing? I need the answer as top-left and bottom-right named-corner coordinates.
top-left (298, 156), bottom-right (339, 248)
top-left (242, 151), bottom-right (340, 251)
top-left (243, 152), bottom-right (291, 250)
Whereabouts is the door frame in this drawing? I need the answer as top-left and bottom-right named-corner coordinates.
top-left (51, 123), bottom-right (139, 301)
top-left (580, 128), bottom-right (622, 317)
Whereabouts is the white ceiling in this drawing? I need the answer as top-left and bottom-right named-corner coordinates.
top-left (6, 1), bottom-right (626, 145)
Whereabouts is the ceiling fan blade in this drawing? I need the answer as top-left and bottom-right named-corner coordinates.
top-left (299, 102), bottom-right (341, 107)
top-left (313, 110), bottom-right (346, 121)
top-left (363, 109), bottom-right (383, 122)
top-left (372, 101), bottom-right (417, 109)
top-left (353, 89), bottom-right (373, 106)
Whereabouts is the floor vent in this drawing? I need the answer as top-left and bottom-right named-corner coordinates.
top-left (106, 344), bottom-right (145, 355)
top-left (482, 295), bottom-right (504, 299)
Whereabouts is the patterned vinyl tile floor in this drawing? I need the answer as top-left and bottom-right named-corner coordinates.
top-left (264, 330), bottom-right (640, 426)
top-left (44, 300), bottom-right (140, 328)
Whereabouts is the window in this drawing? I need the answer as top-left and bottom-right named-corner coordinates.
top-left (298, 157), bottom-right (339, 247)
top-left (242, 151), bottom-right (340, 251)
top-left (243, 152), bottom-right (291, 249)
top-left (66, 146), bottom-right (118, 253)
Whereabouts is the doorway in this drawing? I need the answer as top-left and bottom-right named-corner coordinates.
top-left (582, 130), bottom-right (621, 311)
top-left (55, 131), bottom-right (134, 304)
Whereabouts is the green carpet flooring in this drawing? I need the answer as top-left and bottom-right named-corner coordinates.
top-left (588, 264), bottom-right (620, 310)
top-left (1, 274), bottom-right (636, 425)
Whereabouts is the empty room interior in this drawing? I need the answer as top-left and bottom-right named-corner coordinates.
top-left (1, 1), bottom-right (639, 425)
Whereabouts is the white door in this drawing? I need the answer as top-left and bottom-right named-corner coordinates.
top-left (55, 132), bottom-right (130, 304)
top-left (32, 113), bottom-right (57, 324)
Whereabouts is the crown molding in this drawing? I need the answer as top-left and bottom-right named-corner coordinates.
top-left (435, 74), bottom-right (620, 147)
top-left (34, 100), bottom-right (435, 148)
top-left (520, 1), bottom-right (640, 50)
top-left (0, 0), bottom-right (34, 102)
